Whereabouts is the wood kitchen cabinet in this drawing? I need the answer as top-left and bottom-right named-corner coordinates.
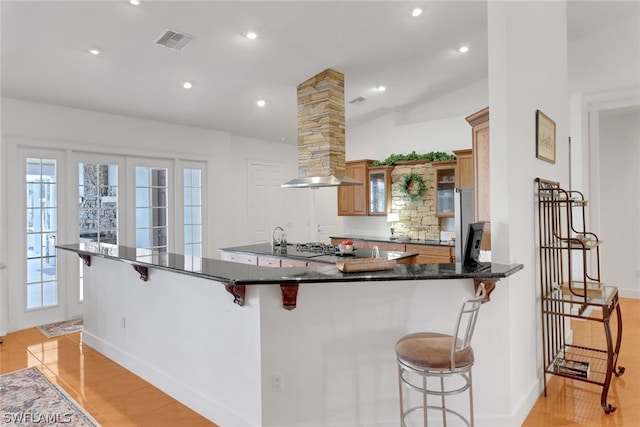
top-left (405, 244), bottom-right (455, 263)
top-left (433, 161), bottom-right (456, 217)
top-left (338, 160), bottom-right (371, 216)
top-left (368, 165), bottom-right (392, 216)
top-left (331, 238), bottom-right (452, 263)
top-left (453, 148), bottom-right (473, 188)
top-left (466, 107), bottom-right (491, 250)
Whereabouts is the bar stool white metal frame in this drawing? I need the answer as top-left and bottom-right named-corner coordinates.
top-left (396, 285), bottom-right (486, 427)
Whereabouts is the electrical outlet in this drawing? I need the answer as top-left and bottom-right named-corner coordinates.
top-left (271, 373), bottom-right (282, 392)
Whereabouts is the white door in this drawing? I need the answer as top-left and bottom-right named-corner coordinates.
top-left (248, 162), bottom-right (286, 243)
top-left (7, 148), bottom-right (67, 330)
top-left (313, 187), bottom-right (339, 243)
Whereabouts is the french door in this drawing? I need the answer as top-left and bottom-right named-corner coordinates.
top-left (75, 153), bottom-right (125, 304)
top-left (7, 148), bottom-right (67, 330)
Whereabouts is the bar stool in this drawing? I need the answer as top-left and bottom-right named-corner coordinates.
top-left (395, 285), bottom-right (486, 427)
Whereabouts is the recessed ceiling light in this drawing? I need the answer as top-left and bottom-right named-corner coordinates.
top-left (89, 48), bottom-right (101, 55)
top-left (458, 45), bottom-right (469, 53)
top-left (256, 99), bottom-right (266, 107)
top-left (129, 0), bottom-right (140, 5)
top-left (246, 32), bottom-right (257, 40)
top-left (411, 8), bottom-right (423, 17)
top-left (374, 85), bottom-right (386, 92)
top-left (182, 81), bottom-right (193, 90)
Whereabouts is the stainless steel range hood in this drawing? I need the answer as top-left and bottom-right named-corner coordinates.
top-left (282, 69), bottom-right (362, 188)
top-left (281, 174), bottom-right (362, 188)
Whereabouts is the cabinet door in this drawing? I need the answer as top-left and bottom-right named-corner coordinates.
top-left (405, 244), bottom-right (454, 263)
top-left (281, 258), bottom-right (308, 267)
top-left (454, 149), bottom-right (473, 188)
top-left (467, 107), bottom-right (491, 250)
top-left (434, 163), bottom-right (456, 217)
top-left (368, 167), bottom-right (391, 216)
top-left (375, 242), bottom-right (406, 252)
top-left (220, 251), bottom-right (258, 265)
top-left (258, 256), bottom-right (282, 267)
top-left (337, 160), bottom-right (370, 216)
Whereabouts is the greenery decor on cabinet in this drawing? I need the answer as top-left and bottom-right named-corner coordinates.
top-left (401, 173), bottom-right (427, 201)
top-left (370, 151), bottom-right (456, 166)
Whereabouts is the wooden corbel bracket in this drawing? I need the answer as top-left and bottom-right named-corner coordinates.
top-left (132, 264), bottom-right (149, 281)
top-left (78, 254), bottom-right (91, 266)
top-left (225, 284), bottom-right (246, 306)
top-left (281, 284), bottom-right (299, 310)
top-left (474, 278), bottom-right (498, 303)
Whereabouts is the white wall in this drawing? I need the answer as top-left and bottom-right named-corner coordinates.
top-left (81, 256), bottom-right (263, 426)
top-left (599, 108), bottom-right (640, 297)
top-left (569, 14), bottom-right (640, 95)
top-left (488, 1), bottom-right (570, 424)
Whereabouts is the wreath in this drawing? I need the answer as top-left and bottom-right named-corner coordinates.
top-left (401, 173), bottom-right (426, 201)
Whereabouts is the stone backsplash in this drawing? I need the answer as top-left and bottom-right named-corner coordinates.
top-left (390, 162), bottom-right (440, 241)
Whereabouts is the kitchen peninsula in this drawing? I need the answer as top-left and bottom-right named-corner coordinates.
top-left (57, 242), bottom-right (522, 426)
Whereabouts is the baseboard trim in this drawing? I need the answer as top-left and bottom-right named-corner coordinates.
top-left (82, 331), bottom-right (254, 427)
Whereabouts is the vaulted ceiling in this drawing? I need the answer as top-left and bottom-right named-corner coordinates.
top-left (2, 1), bottom-right (638, 143)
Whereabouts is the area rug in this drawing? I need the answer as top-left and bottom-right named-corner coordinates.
top-left (0, 367), bottom-right (100, 426)
top-left (36, 318), bottom-right (83, 338)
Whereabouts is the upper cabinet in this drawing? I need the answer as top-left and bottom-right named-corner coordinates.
top-left (453, 148), bottom-right (473, 189)
top-left (368, 165), bottom-right (392, 216)
top-left (465, 107), bottom-right (491, 250)
top-left (338, 160), bottom-right (371, 216)
top-left (433, 161), bottom-right (456, 217)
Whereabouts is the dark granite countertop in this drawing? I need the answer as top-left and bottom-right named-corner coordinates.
top-left (219, 243), bottom-right (418, 264)
top-left (330, 235), bottom-right (455, 247)
top-left (57, 243), bottom-right (523, 286)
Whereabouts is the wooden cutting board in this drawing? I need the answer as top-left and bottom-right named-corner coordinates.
top-left (336, 257), bottom-right (396, 273)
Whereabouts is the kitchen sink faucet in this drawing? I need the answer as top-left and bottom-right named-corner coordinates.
top-left (272, 226), bottom-right (286, 248)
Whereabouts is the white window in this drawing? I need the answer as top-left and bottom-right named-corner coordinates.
top-left (135, 166), bottom-right (169, 252)
top-left (183, 168), bottom-right (202, 256)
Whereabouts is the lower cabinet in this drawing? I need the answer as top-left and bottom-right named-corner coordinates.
top-left (331, 239), bottom-right (454, 263)
top-left (220, 252), bottom-right (258, 265)
top-left (258, 256), bottom-right (282, 267)
top-left (221, 251), bottom-right (319, 268)
top-left (281, 258), bottom-right (309, 268)
top-left (405, 244), bottom-right (454, 263)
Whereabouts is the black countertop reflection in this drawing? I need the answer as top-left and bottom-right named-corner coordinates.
top-left (58, 243), bottom-right (523, 286)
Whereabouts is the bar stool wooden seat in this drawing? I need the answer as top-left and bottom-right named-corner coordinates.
top-left (395, 286), bottom-right (486, 427)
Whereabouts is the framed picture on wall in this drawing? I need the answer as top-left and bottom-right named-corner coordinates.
top-left (536, 110), bottom-right (556, 164)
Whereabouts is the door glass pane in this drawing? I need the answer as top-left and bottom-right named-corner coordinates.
top-left (183, 168), bottom-right (202, 256)
top-left (78, 162), bottom-right (119, 302)
top-left (135, 166), bottom-right (169, 252)
top-left (25, 158), bottom-right (57, 309)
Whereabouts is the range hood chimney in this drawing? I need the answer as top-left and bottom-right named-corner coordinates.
top-left (282, 69), bottom-right (362, 188)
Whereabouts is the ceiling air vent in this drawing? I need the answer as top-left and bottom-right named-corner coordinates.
top-left (155, 29), bottom-right (194, 51)
top-left (349, 95), bottom-right (369, 105)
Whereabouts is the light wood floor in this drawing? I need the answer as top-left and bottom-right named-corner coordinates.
top-left (523, 297), bottom-right (639, 426)
top-left (0, 298), bottom-right (637, 426)
top-left (0, 328), bottom-right (217, 426)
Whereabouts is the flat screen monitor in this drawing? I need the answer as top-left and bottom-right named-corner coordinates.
top-left (463, 222), bottom-right (487, 268)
